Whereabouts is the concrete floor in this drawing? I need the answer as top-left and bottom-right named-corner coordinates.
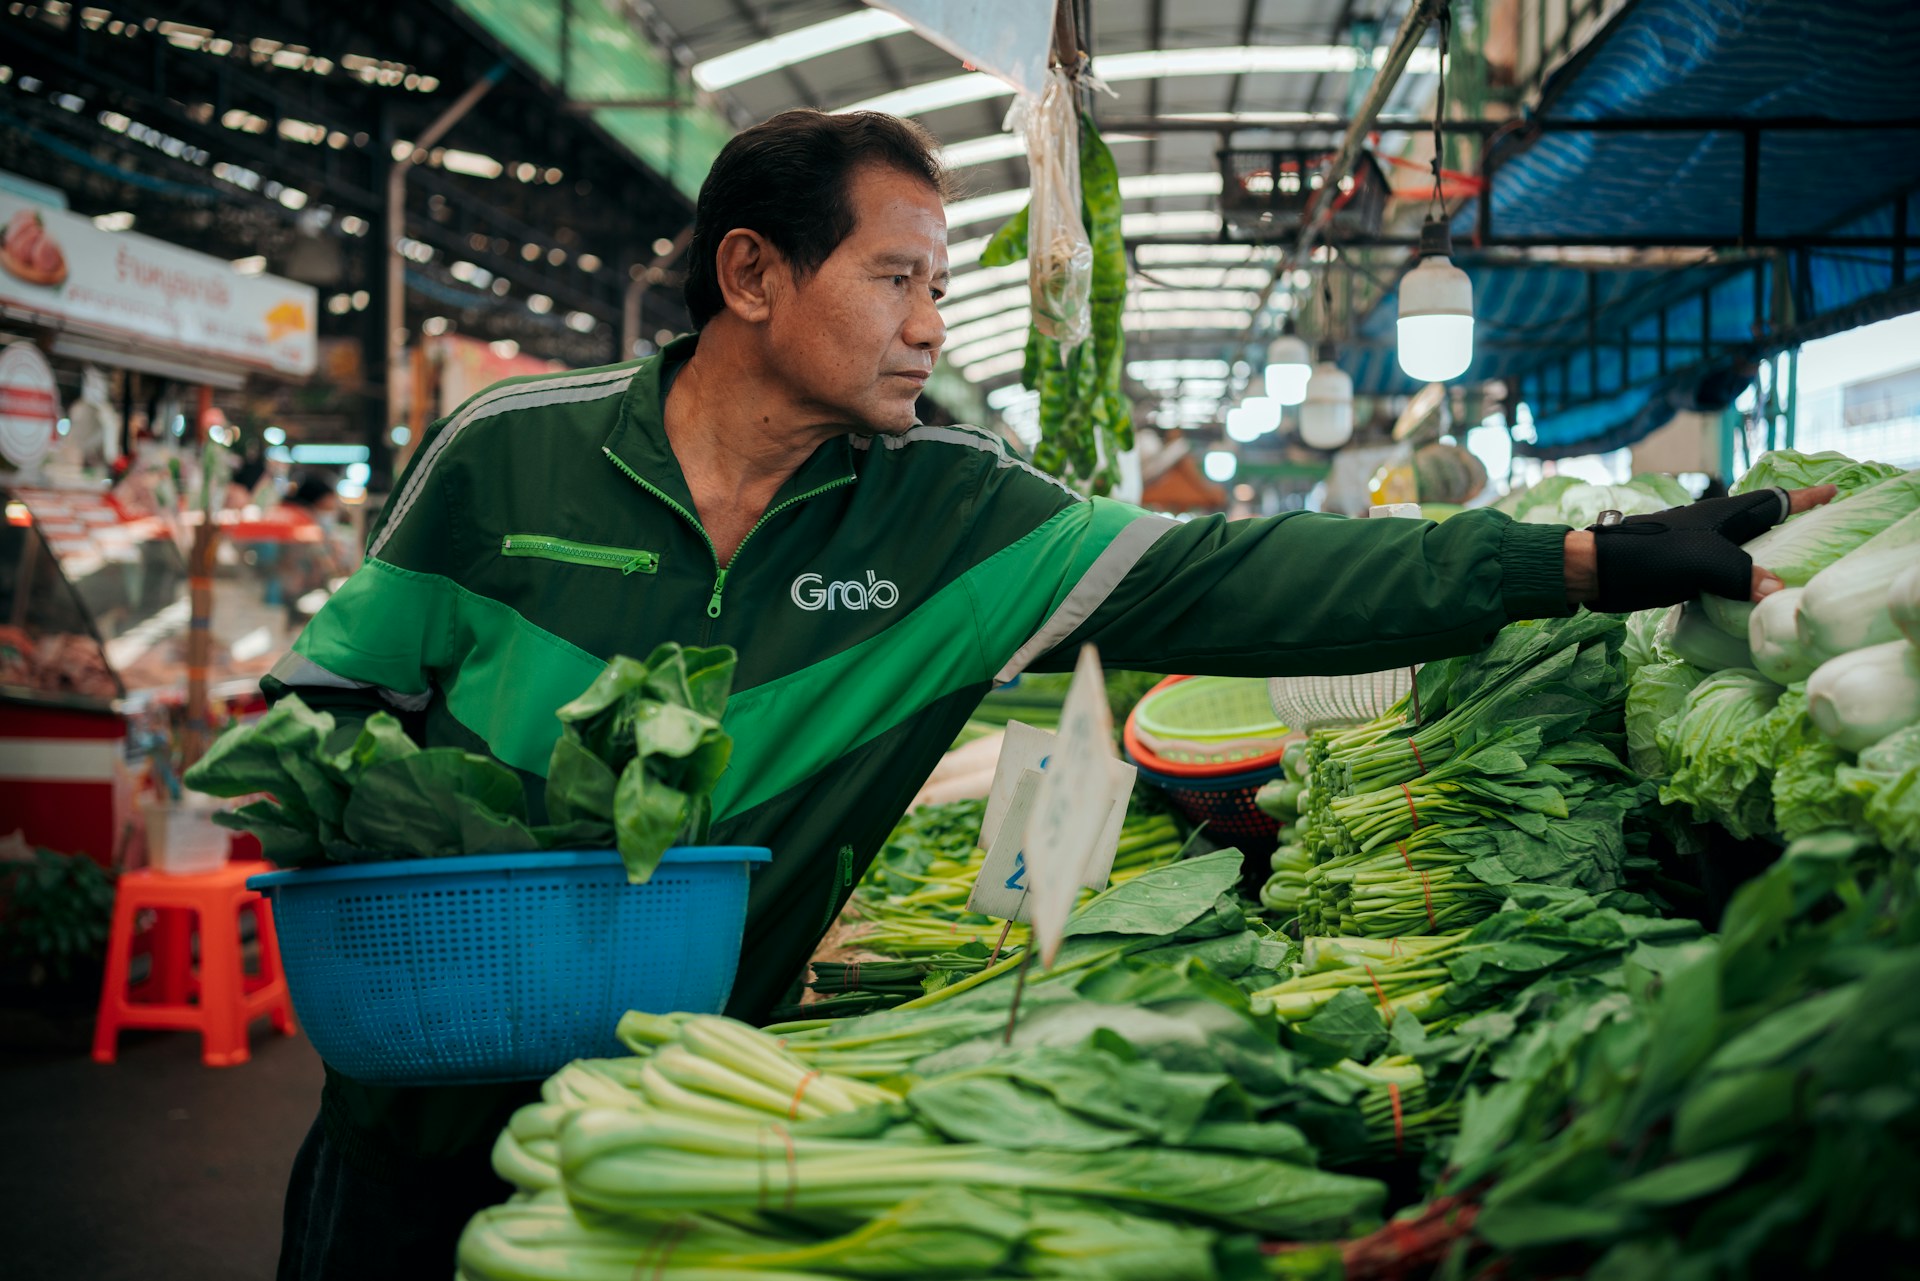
top-left (0, 1018), bottom-right (323, 1281)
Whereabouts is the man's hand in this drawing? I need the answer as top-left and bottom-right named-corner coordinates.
top-left (1562, 484), bottom-right (1838, 612)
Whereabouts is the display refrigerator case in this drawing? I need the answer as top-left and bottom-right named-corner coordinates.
top-left (0, 482), bottom-right (308, 863)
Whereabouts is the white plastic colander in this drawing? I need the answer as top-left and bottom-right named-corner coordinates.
top-left (1267, 667), bottom-right (1421, 734)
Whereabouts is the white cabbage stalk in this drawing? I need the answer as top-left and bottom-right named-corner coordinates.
top-left (1807, 639), bottom-right (1920, 754)
top-left (1701, 469), bottom-right (1920, 637)
top-left (1749, 587), bottom-right (1816, 685)
top-left (1890, 562), bottom-right (1920, 648)
top-left (1661, 601), bottom-right (1755, 673)
top-left (1797, 539), bottom-right (1920, 664)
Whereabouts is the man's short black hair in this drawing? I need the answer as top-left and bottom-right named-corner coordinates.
top-left (683, 109), bottom-right (950, 329)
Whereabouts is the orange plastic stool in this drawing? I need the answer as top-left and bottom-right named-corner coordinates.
top-left (92, 861), bottom-right (296, 1067)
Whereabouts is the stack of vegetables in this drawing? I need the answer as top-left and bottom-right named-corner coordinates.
top-left (458, 852), bottom-right (1393, 1281)
top-left (1492, 471), bottom-right (1694, 527)
top-left (795, 794), bottom-right (1192, 1018)
top-left (1625, 451), bottom-right (1920, 853)
top-left (1265, 613), bottom-right (1654, 939)
top-left (1438, 829), bottom-right (1920, 1278)
top-left (182, 644), bottom-right (738, 883)
top-left (1254, 745), bottom-right (1315, 918)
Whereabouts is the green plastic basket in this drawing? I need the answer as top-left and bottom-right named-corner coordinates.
top-left (1130, 676), bottom-right (1294, 768)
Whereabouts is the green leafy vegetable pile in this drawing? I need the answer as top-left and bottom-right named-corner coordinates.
top-left (1616, 451), bottom-right (1920, 853)
top-left (184, 643), bottom-right (735, 883)
top-left (795, 793), bottom-right (1193, 1019)
top-left (459, 852), bottom-right (1389, 1281)
top-left (1281, 613), bottom-right (1654, 938)
top-left (1491, 472), bottom-right (1692, 527)
top-left (1442, 832), bottom-right (1920, 1279)
top-left (1727, 446), bottom-right (1903, 500)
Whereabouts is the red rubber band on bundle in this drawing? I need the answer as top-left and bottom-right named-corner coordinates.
top-left (1388, 1082), bottom-right (1406, 1153)
top-left (780, 1125), bottom-right (799, 1210)
top-left (644, 1218), bottom-right (694, 1281)
top-left (1408, 737), bottom-right (1426, 774)
top-left (846, 959), bottom-right (861, 991)
top-left (763, 1123), bottom-right (799, 1211)
top-left (1401, 784), bottom-right (1421, 828)
top-left (1363, 964), bottom-right (1392, 1017)
top-left (1390, 937), bottom-right (1404, 956)
top-left (788, 1070), bottom-right (821, 1120)
top-left (1420, 871), bottom-right (1437, 931)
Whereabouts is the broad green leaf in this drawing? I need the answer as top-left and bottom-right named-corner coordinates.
top-left (980, 204), bottom-right (1029, 268)
top-left (1672, 1069), bottom-right (1798, 1156)
top-left (554, 653), bottom-right (651, 723)
top-left (1601, 1143), bottom-right (1758, 1207)
top-left (338, 749), bottom-right (530, 858)
top-left (328, 712), bottom-right (420, 782)
top-left (1062, 849), bottom-right (1242, 939)
top-left (1474, 1200), bottom-right (1636, 1248)
top-left (613, 761), bottom-right (689, 883)
top-left (543, 733), bottom-right (618, 826)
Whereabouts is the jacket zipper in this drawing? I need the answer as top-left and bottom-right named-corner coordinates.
top-left (603, 447), bottom-right (854, 620)
top-left (500, 534), bottom-right (659, 575)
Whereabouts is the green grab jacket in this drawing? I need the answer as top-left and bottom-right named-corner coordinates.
top-left (266, 334), bottom-right (1573, 1170)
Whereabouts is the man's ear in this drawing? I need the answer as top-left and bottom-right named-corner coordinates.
top-left (715, 228), bottom-right (785, 324)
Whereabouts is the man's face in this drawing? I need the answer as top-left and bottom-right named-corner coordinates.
top-left (766, 163), bottom-right (949, 435)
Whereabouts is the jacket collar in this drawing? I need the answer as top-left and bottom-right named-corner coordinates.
top-left (607, 332), bottom-right (859, 521)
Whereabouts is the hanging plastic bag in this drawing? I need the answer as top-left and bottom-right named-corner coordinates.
top-left (1009, 69), bottom-right (1092, 352)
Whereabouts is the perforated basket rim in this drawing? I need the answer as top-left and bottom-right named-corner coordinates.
top-left (1128, 752), bottom-right (1286, 791)
top-left (248, 845), bottom-right (771, 891)
top-left (1134, 674), bottom-right (1290, 741)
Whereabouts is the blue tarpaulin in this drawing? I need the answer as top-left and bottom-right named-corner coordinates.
top-left (1347, 0), bottom-right (1920, 456)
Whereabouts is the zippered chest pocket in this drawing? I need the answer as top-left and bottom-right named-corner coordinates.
top-left (500, 534), bottom-right (659, 576)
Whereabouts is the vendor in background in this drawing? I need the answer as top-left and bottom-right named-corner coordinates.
top-left (273, 475), bottom-right (346, 625)
top-left (224, 446), bottom-right (270, 511)
top-left (264, 108), bottom-right (1835, 1280)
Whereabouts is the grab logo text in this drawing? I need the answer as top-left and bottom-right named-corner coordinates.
top-left (790, 571), bottom-right (899, 611)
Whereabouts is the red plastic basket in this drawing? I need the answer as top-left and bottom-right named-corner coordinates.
top-left (1127, 756), bottom-right (1284, 854)
top-left (1125, 676), bottom-right (1290, 856)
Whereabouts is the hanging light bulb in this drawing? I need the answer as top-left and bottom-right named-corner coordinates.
top-left (1300, 342), bottom-right (1353, 451)
top-left (1263, 322), bottom-right (1313, 406)
top-left (1242, 395), bottom-right (1282, 434)
top-left (1225, 406), bottom-right (1263, 444)
top-left (1202, 449), bottom-right (1238, 483)
top-left (1397, 219), bottom-right (1475, 382)
top-left (1396, 3), bottom-right (1473, 384)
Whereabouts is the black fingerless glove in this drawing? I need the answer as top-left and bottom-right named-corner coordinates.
top-left (1587, 488), bottom-right (1791, 614)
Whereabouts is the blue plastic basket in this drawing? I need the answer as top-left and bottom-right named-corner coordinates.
top-left (248, 846), bottom-right (771, 1086)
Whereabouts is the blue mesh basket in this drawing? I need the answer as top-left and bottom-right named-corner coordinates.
top-left (248, 846), bottom-right (771, 1086)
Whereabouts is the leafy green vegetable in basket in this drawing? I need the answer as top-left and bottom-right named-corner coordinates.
top-left (542, 643), bottom-right (737, 882)
top-left (185, 645), bottom-right (736, 879)
top-left (186, 696), bottom-right (535, 864)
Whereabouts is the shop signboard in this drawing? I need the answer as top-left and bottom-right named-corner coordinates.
top-left (0, 193), bottom-right (318, 377)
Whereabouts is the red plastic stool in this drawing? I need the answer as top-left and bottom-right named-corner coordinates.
top-left (92, 861), bottom-right (297, 1067)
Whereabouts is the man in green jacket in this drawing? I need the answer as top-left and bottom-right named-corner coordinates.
top-left (269, 109), bottom-right (1828, 1278)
